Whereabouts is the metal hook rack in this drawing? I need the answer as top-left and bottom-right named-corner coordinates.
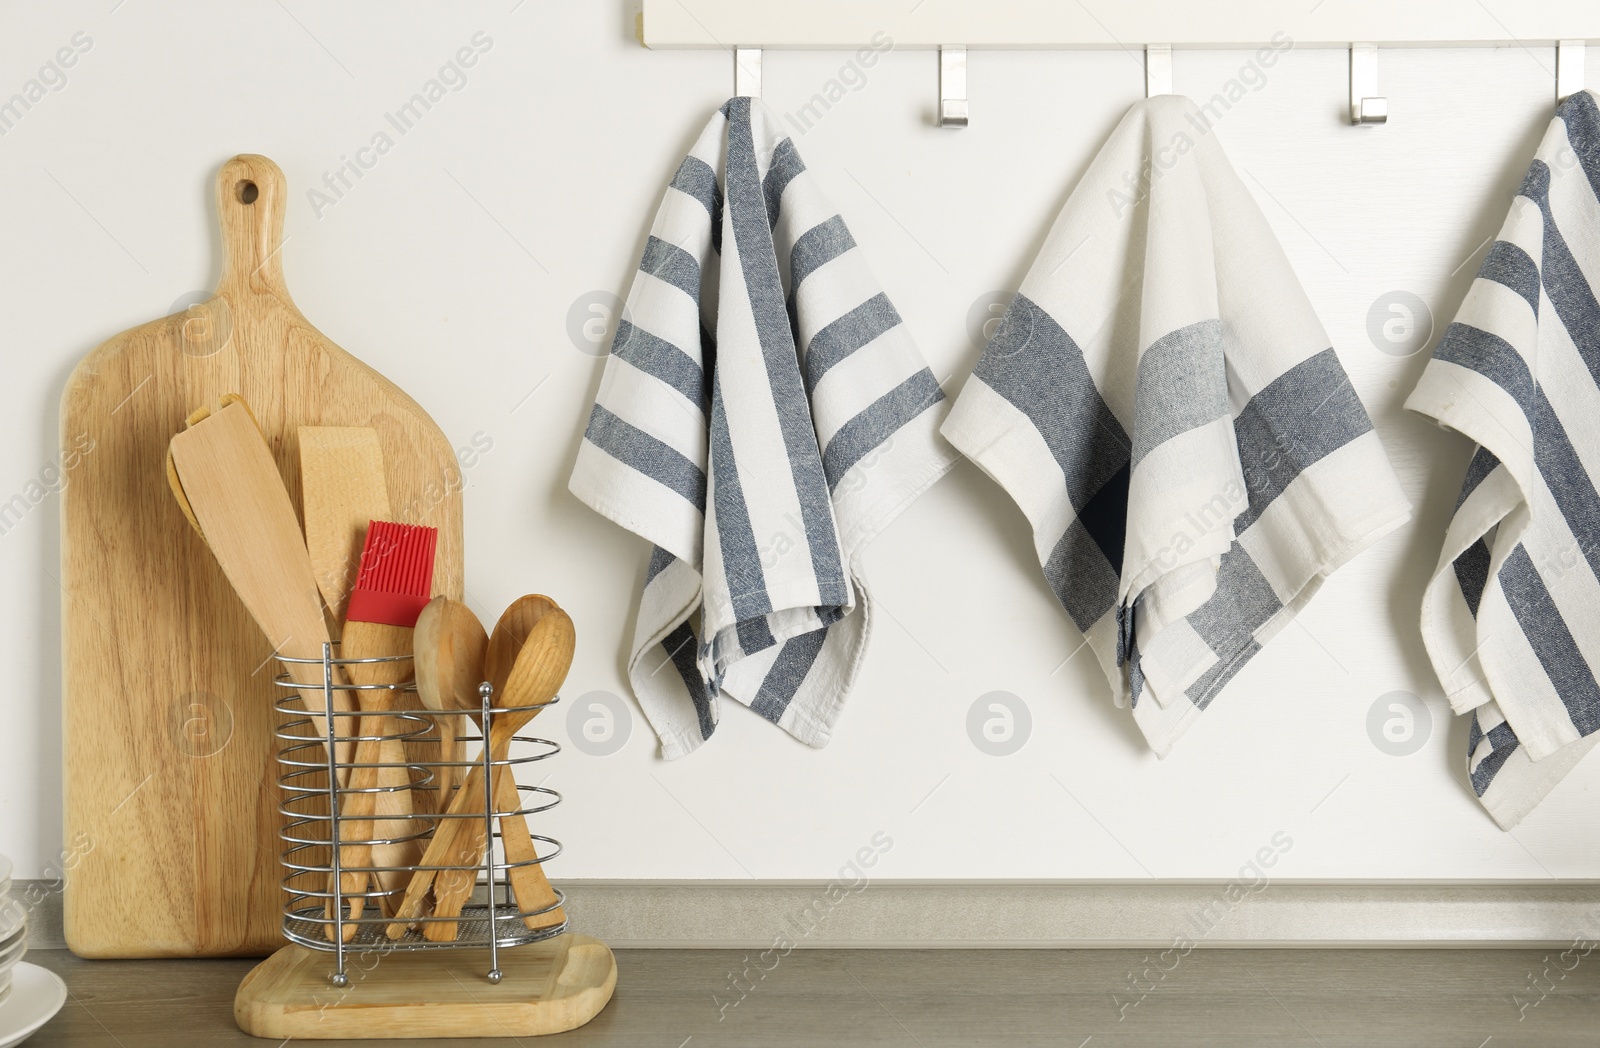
top-left (734, 46), bottom-right (761, 98)
top-left (667, 1), bottom-right (1597, 128)
top-left (939, 46), bottom-right (968, 128)
top-left (1145, 45), bottom-right (1172, 98)
top-left (1559, 40), bottom-right (1587, 102)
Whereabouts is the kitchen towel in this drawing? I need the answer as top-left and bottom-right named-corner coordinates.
top-left (941, 95), bottom-right (1411, 755)
top-left (569, 97), bottom-right (956, 759)
top-left (1406, 89), bottom-right (1600, 829)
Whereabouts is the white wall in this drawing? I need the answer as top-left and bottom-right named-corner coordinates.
top-left (2, 1), bottom-right (1594, 882)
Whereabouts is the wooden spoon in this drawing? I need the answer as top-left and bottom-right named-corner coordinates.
top-left (443, 597), bottom-right (567, 933)
top-left (427, 597), bottom-right (570, 938)
top-left (484, 595), bottom-right (553, 698)
top-left (412, 596), bottom-right (560, 934)
top-left (387, 599), bottom-right (573, 940)
top-left (413, 596), bottom-right (485, 805)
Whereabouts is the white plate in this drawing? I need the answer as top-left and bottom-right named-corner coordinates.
top-left (0, 906), bottom-right (23, 947)
top-left (0, 964), bottom-right (64, 1048)
top-left (0, 926), bottom-right (24, 961)
top-left (0, 937), bottom-right (26, 975)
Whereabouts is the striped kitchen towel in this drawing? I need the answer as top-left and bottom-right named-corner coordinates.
top-left (569, 97), bottom-right (956, 759)
top-left (1406, 90), bottom-right (1600, 829)
top-left (941, 96), bottom-right (1411, 755)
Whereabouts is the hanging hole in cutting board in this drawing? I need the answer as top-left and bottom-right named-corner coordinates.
top-left (236, 179), bottom-right (259, 204)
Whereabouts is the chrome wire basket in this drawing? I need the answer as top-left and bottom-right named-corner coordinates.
top-left (273, 644), bottom-right (566, 983)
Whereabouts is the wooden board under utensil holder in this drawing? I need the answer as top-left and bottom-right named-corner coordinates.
top-left (234, 935), bottom-right (617, 1039)
top-left (60, 154), bottom-right (464, 957)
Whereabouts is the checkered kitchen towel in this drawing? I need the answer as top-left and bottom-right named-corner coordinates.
top-left (569, 97), bottom-right (956, 759)
top-left (941, 96), bottom-right (1411, 755)
top-left (1407, 90), bottom-right (1600, 829)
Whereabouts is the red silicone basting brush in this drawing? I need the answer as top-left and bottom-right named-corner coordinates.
top-left (344, 521), bottom-right (440, 646)
top-left (329, 521), bottom-right (439, 932)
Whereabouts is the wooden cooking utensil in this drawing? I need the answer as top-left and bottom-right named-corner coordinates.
top-left (300, 430), bottom-right (418, 933)
top-left (424, 598), bottom-right (573, 941)
top-left (327, 522), bottom-right (437, 933)
top-left (474, 595), bottom-right (569, 933)
top-left (414, 597), bottom-right (565, 933)
top-left (173, 397), bottom-right (367, 937)
top-left (301, 429), bottom-right (443, 826)
top-left (62, 154), bottom-right (463, 958)
top-left (166, 397), bottom-right (355, 769)
top-left (476, 716), bottom-right (568, 934)
top-left (388, 600), bottom-right (574, 941)
top-left (412, 597), bottom-right (482, 806)
top-left (484, 594), bottom-right (555, 697)
top-left (299, 426), bottom-right (388, 624)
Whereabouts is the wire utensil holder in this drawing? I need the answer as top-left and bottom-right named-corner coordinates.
top-left (274, 644), bottom-right (566, 985)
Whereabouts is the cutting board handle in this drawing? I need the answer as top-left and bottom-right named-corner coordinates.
top-left (216, 154), bottom-right (291, 299)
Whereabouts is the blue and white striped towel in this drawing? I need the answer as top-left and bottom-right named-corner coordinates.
top-left (569, 98), bottom-right (956, 759)
top-left (941, 96), bottom-right (1411, 755)
top-left (1406, 90), bottom-right (1600, 829)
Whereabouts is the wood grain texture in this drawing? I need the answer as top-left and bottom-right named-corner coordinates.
top-left (298, 429), bottom-right (420, 930)
top-left (491, 767), bottom-right (567, 932)
top-left (232, 936), bottom-right (616, 1039)
top-left (299, 443), bottom-right (444, 825)
top-left (412, 596), bottom-right (479, 806)
top-left (299, 426), bottom-right (388, 623)
top-left (411, 597), bottom-right (562, 932)
top-left (425, 601), bottom-right (569, 940)
top-left (60, 154), bottom-right (464, 959)
top-left (24, 946), bottom-right (1600, 1047)
top-left (396, 602), bottom-right (571, 942)
top-left (168, 399), bottom-right (352, 768)
top-left (334, 620), bottom-right (424, 929)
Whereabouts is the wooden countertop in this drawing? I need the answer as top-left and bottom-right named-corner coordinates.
top-left (20, 945), bottom-right (1600, 1046)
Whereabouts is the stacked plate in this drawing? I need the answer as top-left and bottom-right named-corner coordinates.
top-left (0, 856), bottom-right (21, 1001)
top-left (0, 856), bottom-right (66, 1048)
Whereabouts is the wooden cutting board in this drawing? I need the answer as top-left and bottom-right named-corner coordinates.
top-left (60, 154), bottom-right (465, 958)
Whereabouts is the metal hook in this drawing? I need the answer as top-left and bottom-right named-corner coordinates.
top-left (1558, 40), bottom-right (1586, 105)
top-left (735, 46), bottom-right (761, 98)
top-left (939, 46), bottom-right (968, 128)
top-left (1349, 44), bottom-right (1387, 124)
top-left (1146, 45), bottom-right (1172, 98)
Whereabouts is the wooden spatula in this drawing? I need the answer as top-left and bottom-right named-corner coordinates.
top-left (300, 430), bottom-right (426, 931)
top-left (299, 427), bottom-right (440, 822)
top-left (300, 427), bottom-right (388, 624)
top-left (166, 397), bottom-right (355, 771)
